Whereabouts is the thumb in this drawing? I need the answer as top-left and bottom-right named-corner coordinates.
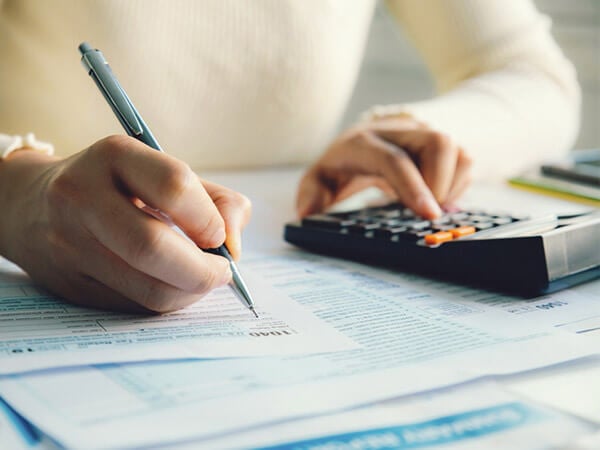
top-left (202, 180), bottom-right (252, 261)
top-left (296, 170), bottom-right (334, 218)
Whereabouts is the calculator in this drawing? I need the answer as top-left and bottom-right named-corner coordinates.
top-left (284, 204), bottom-right (600, 296)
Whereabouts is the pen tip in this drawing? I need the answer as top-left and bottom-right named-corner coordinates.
top-left (251, 308), bottom-right (259, 319)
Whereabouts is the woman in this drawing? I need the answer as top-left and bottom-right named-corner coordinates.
top-left (0, 0), bottom-right (579, 312)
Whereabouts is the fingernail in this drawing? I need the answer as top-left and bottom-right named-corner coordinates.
top-left (417, 192), bottom-right (442, 218)
top-left (297, 200), bottom-right (310, 218)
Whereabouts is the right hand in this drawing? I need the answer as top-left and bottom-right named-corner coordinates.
top-left (1, 135), bottom-right (251, 313)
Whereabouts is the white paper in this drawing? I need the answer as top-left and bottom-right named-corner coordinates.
top-left (390, 269), bottom-right (600, 332)
top-left (568, 430), bottom-right (600, 450)
top-left (1, 251), bottom-right (598, 449)
top-left (0, 258), bottom-right (356, 374)
top-left (0, 396), bottom-right (53, 450)
top-left (506, 357), bottom-right (600, 425)
top-left (188, 382), bottom-right (592, 450)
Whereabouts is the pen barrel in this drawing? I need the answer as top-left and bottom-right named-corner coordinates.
top-left (205, 246), bottom-right (255, 309)
top-left (204, 246), bottom-right (230, 259)
top-left (79, 42), bottom-right (163, 152)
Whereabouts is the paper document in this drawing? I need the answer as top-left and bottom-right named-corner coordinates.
top-left (189, 382), bottom-right (591, 450)
top-left (376, 265), bottom-right (600, 332)
top-left (506, 357), bottom-right (600, 425)
top-left (570, 430), bottom-right (600, 450)
top-left (2, 251), bottom-right (598, 449)
top-left (0, 258), bottom-right (356, 374)
top-left (0, 397), bottom-right (47, 450)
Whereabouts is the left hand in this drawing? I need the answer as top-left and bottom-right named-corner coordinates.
top-left (296, 116), bottom-right (472, 219)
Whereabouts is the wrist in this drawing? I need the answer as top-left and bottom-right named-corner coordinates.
top-left (0, 152), bottom-right (58, 261)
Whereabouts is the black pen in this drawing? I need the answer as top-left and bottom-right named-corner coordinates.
top-left (78, 42), bottom-right (258, 318)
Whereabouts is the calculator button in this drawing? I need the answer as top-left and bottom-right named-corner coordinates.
top-left (401, 208), bottom-right (416, 218)
top-left (355, 218), bottom-right (379, 225)
top-left (349, 223), bottom-right (380, 234)
top-left (474, 222), bottom-right (495, 230)
top-left (468, 215), bottom-right (492, 222)
top-left (379, 210), bottom-right (402, 219)
top-left (453, 220), bottom-right (476, 228)
top-left (381, 219), bottom-right (404, 227)
top-left (431, 224), bottom-right (455, 231)
top-left (431, 217), bottom-right (451, 225)
top-left (449, 212), bottom-right (470, 221)
top-left (424, 231), bottom-right (454, 245)
top-left (492, 217), bottom-right (513, 226)
top-left (466, 209), bottom-right (487, 216)
top-left (449, 226), bottom-right (476, 238)
top-left (397, 229), bottom-right (433, 242)
top-left (302, 215), bottom-right (356, 229)
top-left (404, 220), bottom-right (431, 230)
top-left (374, 226), bottom-right (408, 239)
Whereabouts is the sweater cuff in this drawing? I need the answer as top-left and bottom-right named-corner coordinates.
top-left (0, 133), bottom-right (54, 159)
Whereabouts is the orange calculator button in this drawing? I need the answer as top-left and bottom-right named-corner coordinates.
top-left (424, 231), bottom-right (453, 245)
top-left (449, 226), bottom-right (476, 238)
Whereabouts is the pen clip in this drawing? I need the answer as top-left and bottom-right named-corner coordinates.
top-left (79, 43), bottom-right (143, 136)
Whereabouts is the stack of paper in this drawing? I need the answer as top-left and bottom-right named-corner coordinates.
top-left (1, 250), bottom-right (600, 448)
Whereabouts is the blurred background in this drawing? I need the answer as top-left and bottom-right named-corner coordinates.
top-left (342, 0), bottom-right (600, 151)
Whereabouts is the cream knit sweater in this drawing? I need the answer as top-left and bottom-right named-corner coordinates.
top-left (0, 0), bottom-right (579, 179)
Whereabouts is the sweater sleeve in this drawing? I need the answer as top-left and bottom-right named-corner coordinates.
top-left (372, 0), bottom-right (581, 180)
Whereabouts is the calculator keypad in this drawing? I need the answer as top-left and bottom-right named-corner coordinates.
top-left (301, 203), bottom-right (527, 246)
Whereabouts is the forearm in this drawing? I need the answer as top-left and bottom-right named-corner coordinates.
top-left (387, 63), bottom-right (580, 180)
top-left (381, 0), bottom-right (581, 180)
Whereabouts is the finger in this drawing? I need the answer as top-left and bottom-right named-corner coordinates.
top-left (443, 179), bottom-right (470, 210)
top-left (73, 238), bottom-right (208, 313)
top-left (24, 254), bottom-right (147, 314)
top-left (343, 132), bottom-right (442, 218)
top-left (378, 144), bottom-right (441, 219)
top-left (102, 137), bottom-right (225, 248)
top-left (444, 151), bottom-right (473, 207)
top-left (374, 128), bottom-right (458, 204)
top-left (415, 135), bottom-right (458, 204)
top-left (296, 168), bottom-right (335, 217)
top-left (55, 273), bottom-right (152, 314)
top-left (81, 191), bottom-right (232, 293)
top-left (202, 180), bottom-right (252, 261)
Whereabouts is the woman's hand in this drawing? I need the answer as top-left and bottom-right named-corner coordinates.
top-left (296, 116), bottom-right (472, 219)
top-left (0, 135), bottom-right (251, 313)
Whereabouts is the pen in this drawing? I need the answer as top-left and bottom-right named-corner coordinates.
top-left (78, 42), bottom-right (258, 319)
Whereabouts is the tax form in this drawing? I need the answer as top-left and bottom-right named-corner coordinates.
top-left (182, 381), bottom-right (592, 450)
top-left (506, 357), bottom-right (600, 425)
top-left (2, 251), bottom-right (599, 449)
top-left (0, 397), bottom-right (42, 450)
top-left (0, 258), bottom-right (356, 374)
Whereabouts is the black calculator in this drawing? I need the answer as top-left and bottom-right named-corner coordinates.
top-left (284, 203), bottom-right (600, 296)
